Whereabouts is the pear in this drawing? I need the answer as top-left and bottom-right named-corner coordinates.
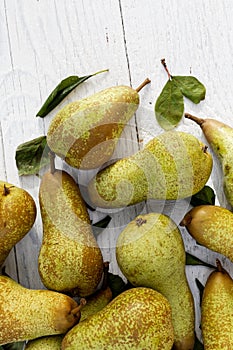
top-left (80, 286), bottom-right (112, 322)
top-left (185, 113), bottom-right (233, 208)
top-left (61, 287), bottom-right (174, 350)
top-left (25, 335), bottom-right (63, 349)
top-left (116, 213), bottom-right (195, 350)
top-left (0, 181), bottom-right (37, 266)
top-left (38, 156), bottom-right (103, 296)
top-left (201, 259), bottom-right (233, 349)
top-left (0, 275), bottom-right (84, 345)
top-left (88, 131), bottom-right (212, 208)
top-left (180, 205), bottom-right (233, 262)
top-left (47, 79), bottom-right (150, 170)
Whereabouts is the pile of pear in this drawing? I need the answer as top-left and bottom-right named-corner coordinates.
top-left (2, 81), bottom-right (233, 349)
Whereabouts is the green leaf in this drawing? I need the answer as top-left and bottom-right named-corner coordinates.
top-left (195, 278), bottom-right (205, 306)
top-left (92, 215), bottom-right (112, 237)
top-left (194, 333), bottom-right (204, 350)
top-left (186, 252), bottom-right (215, 269)
top-left (1, 342), bottom-right (26, 350)
top-left (155, 79), bottom-right (184, 130)
top-left (173, 76), bottom-right (206, 104)
top-left (15, 136), bottom-right (50, 176)
top-left (107, 273), bottom-right (127, 299)
top-left (36, 69), bottom-right (108, 118)
top-left (190, 186), bottom-right (215, 207)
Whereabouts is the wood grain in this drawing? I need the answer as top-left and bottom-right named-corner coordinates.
top-left (1, 0), bottom-right (233, 342)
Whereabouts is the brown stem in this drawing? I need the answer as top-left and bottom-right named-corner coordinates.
top-left (135, 78), bottom-right (151, 92)
top-left (185, 113), bottom-right (205, 126)
top-left (71, 298), bottom-right (86, 316)
top-left (49, 152), bottom-right (56, 174)
top-left (215, 259), bottom-right (227, 274)
top-left (161, 58), bottom-right (172, 80)
top-left (3, 184), bottom-right (11, 196)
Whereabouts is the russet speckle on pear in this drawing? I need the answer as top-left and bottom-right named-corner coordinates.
top-left (25, 335), bottom-right (63, 349)
top-left (201, 260), bottom-right (233, 349)
top-left (0, 276), bottom-right (81, 345)
top-left (185, 113), bottom-right (233, 209)
top-left (180, 205), bottom-right (233, 262)
top-left (116, 213), bottom-right (195, 350)
top-left (61, 287), bottom-right (174, 350)
top-left (47, 82), bottom-right (150, 170)
top-left (88, 131), bottom-right (212, 208)
top-left (0, 181), bottom-right (37, 267)
top-left (38, 168), bottom-right (103, 297)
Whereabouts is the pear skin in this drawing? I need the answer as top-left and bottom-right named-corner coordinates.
top-left (61, 287), bottom-right (174, 350)
top-left (0, 181), bottom-right (37, 266)
top-left (180, 205), bottom-right (233, 262)
top-left (38, 167), bottom-right (103, 296)
top-left (25, 335), bottom-right (63, 349)
top-left (116, 213), bottom-right (195, 350)
top-left (0, 276), bottom-right (82, 345)
top-left (88, 131), bottom-right (212, 208)
top-left (185, 113), bottom-right (233, 208)
top-left (47, 80), bottom-right (150, 170)
top-left (201, 259), bottom-right (233, 349)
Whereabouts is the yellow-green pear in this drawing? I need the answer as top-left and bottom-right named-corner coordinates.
top-left (38, 159), bottom-right (103, 296)
top-left (88, 131), bottom-right (212, 208)
top-left (47, 79), bottom-right (150, 170)
top-left (116, 213), bottom-right (195, 350)
top-left (201, 259), bottom-right (233, 349)
top-left (0, 181), bottom-right (37, 266)
top-left (185, 113), bottom-right (233, 208)
top-left (61, 287), bottom-right (174, 350)
top-left (25, 335), bottom-right (63, 349)
top-left (80, 286), bottom-right (112, 322)
top-left (180, 205), bottom-right (233, 262)
top-left (0, 276), bottom-right (82, 345)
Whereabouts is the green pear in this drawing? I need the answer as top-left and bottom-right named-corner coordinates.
top-left (0, 276), bottom-right (83, 345)
top-left (0, 181), bottom-right (37, 266)
top-left (47, 79), bottom-right (150, 170)
top-left (180, 205), bottom-right (233, 262)
top-left (25, 335), bottom-right (63, 349)
top-left (88, 131), bottom-right (212, 208)
top-left (61, 287), bottom-right (174, 350)
top-left (116, 213), bottom-right (195, 350)
top-left (201, 259), bottom-right (233, 349)
top-left (80, 286), bottom-right (112, 322)
top-left (38, 159), bottom-right (103, 296)
top-left (185, 113), bottom-right (233, 208)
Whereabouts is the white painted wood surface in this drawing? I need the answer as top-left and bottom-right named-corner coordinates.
top-left (1, 0), bottom-right (233, 342)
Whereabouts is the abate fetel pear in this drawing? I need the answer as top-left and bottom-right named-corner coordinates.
top-left (38, 157), bottom-right (103, 296)
top-left (180, 205), bottom-right (233, 262)
top-left (61, 287), bottom-right (174, 350)
top-left (88, 131), bottom-right (212, 208)
top-left (0, 276), bottom-right (83, 345)
top-left (116, 213), bottom-right (195, 350)
top-left (201, 259), bottom-right (233, 349)
top-left (47, 79), bottom-right (150, 170)
top-left (185, 113), bottom-right (233, 208)
top-left (0, 181), bottom-right (36, 266)
top-left (25, 335), bottom-right (63, 350)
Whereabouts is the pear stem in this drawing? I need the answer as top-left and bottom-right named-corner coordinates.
top-left (161, 58), bottom-right (172, 80)
top-left (3, 184), bottom-right (10, 196)
top-left (135, 78), bottom-right (151, 92)
top-left (49, 152), bottom-right (56, 174)
top-left (215, 259), bottom-right (227, 274)
top-left (71, 298), bottom-right (86, 316)
top-left (185, 113), bottom-right (205, 126)
top-left (180, 213), bottom-right (192, 226)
